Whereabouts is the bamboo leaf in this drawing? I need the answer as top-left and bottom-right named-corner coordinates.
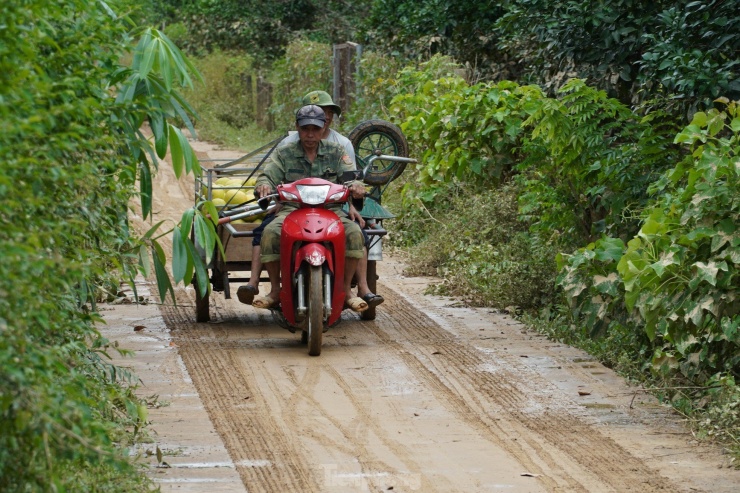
top-left (185, 238), bottom-right (209, 296)
top-left (171, 227), bottom-right (188, 284)
top-left (139, 159), bottom-right (152, 219)
top-left (168, 123), bottom-right (184, 178)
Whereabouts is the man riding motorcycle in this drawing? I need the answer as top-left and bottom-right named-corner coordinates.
top-left (251, 104), bottom-right (369, 312)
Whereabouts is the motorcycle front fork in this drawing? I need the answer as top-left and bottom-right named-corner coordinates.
top-left (295, 265), bottom-right (332, 321)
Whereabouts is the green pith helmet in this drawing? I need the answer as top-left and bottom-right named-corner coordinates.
top-left (302, 90), bottom-right (342, 116)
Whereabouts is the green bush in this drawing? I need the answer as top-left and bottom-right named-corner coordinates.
top-left (0, 1), bottom-right (156, 490)
top-left (398, 185), bottom-right (558, 310)
top-left (0, 0), bottom-right (214, 488)
top-left (555, 101), bottom-right (739, 456)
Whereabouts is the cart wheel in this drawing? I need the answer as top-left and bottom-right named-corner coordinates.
top-left (349, 120), bottom-right (409, 186)
top-left (361, 260), bottom-right (378, 321)
top-left (194, 273), bottom-right (210, 323)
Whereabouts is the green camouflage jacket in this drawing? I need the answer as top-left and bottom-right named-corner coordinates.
top-left (256, 139), bottom-right (355, 190)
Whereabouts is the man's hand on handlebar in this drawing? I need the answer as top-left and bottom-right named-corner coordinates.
top-left (348, 182), bottom-right (365, 199)
top-left (255, 184), bottom-right (273, 199)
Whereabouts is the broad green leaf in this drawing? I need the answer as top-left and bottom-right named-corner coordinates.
top-left (193, 214), bottom-right (215, 264)
top-left (201, 200), bottom-right (219, 227)
top-left (693, 261), bottom-right (719, 286)
top-left (730, 117), bottom-right (740, 132)
top-left (594, 237), bottom-right (624, 262)
top-left (152, 241), bottom-right (174, 303)
top-left (180, 207), bottom-right (195, 239)
top-left (648, 250), bottom-right (677, 277)
top-left (690, 111), bottom-right (707, 127)
top-left (150, 113), bottom-right (168, 159)
top-left (142, 220), bottom-right (166, 240)
top-left (138, 244), bottom-right (151, 278)
top-left (593, 272), bottom-right (619, 296)
top-left (639, 216), bottom-right (666, 237)
top-left (172, 227), bottom-right (188, 284)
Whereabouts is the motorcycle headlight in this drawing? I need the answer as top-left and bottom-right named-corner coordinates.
top-left (328, 190), bottom-right (346, 201)
top-left (296, 184), bottom-right (330, 205)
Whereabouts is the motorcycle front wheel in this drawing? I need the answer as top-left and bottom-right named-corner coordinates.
top-left (306, 265), bottom-right (324, 356)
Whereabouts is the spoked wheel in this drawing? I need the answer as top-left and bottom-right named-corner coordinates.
top-left (307, 265), bottom-right (324, 356)
top-left (348, 120), bottom-right (409, 186)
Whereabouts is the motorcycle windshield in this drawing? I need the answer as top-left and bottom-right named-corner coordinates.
top-left (296, 184), bottom-right (330, 205)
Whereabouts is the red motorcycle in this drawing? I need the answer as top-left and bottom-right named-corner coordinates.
top-left (263, 175), bottom-right (357, 356)
top-left (211, 154), bottom-right (416, 356)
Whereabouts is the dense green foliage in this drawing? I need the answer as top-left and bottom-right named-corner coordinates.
top-left (0, 0), bottom-right (214, 489)
top-left (558, 103), bottom-right (739, 380)
top-left (365, 0), bottom-right (740, 115)
top-left (497, 0), bottom-right (740, 112)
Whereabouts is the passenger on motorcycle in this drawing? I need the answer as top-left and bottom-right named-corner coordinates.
top-left (251, 105), bottom-right (369, 312)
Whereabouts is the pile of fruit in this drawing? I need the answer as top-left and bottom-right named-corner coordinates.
top-left (202, 176), bottom-right (264, 223)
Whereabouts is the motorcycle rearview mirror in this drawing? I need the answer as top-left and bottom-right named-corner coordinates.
top-left (340, 169), bottom-right (363, 183)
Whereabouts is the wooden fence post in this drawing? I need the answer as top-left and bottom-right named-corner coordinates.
top-left (256, 75), bottom-right (274, 131)
top-left (332, 42), bottom-right (362, 116)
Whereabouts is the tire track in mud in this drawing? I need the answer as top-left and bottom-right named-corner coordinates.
top-left (279, 362), bottom-right (440, 492)
top-left (162, 290), bottom-right (322, 492)
top-left (163, 281), bottom-right (681, 492)
top-left (367, 284), bottom-right (679, 492)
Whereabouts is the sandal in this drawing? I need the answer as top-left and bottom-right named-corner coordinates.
top-left (344, 296), bottom-right (368, 313)
top-left (362, 292), bottom-right (384, 309)
top-left (236, 284), bottom-right (259, 305)
top-left (253, 295), bottom-right (279, 309)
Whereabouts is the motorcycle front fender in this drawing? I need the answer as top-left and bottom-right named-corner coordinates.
top-left (295, 243), bottom-right (333, 273)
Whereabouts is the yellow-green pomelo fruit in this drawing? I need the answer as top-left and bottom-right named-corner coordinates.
top-left (225, 190), bottom-right (249, 205)
top-left (212, 198), bottom-right (226, 207)
top-left (211, 189), bottom-right (226, 200)
top-left (215, 177), bottom-right (231, 186)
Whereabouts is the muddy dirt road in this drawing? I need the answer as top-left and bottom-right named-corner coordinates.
top-left (119, 139), bottom-right (739, 492)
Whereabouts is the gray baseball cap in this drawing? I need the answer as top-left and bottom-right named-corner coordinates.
top-left (295, 105), bottom-right (326, 128)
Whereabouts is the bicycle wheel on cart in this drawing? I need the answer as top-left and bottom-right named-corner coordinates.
top-left (348, 120), bottom-right (409, 186)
